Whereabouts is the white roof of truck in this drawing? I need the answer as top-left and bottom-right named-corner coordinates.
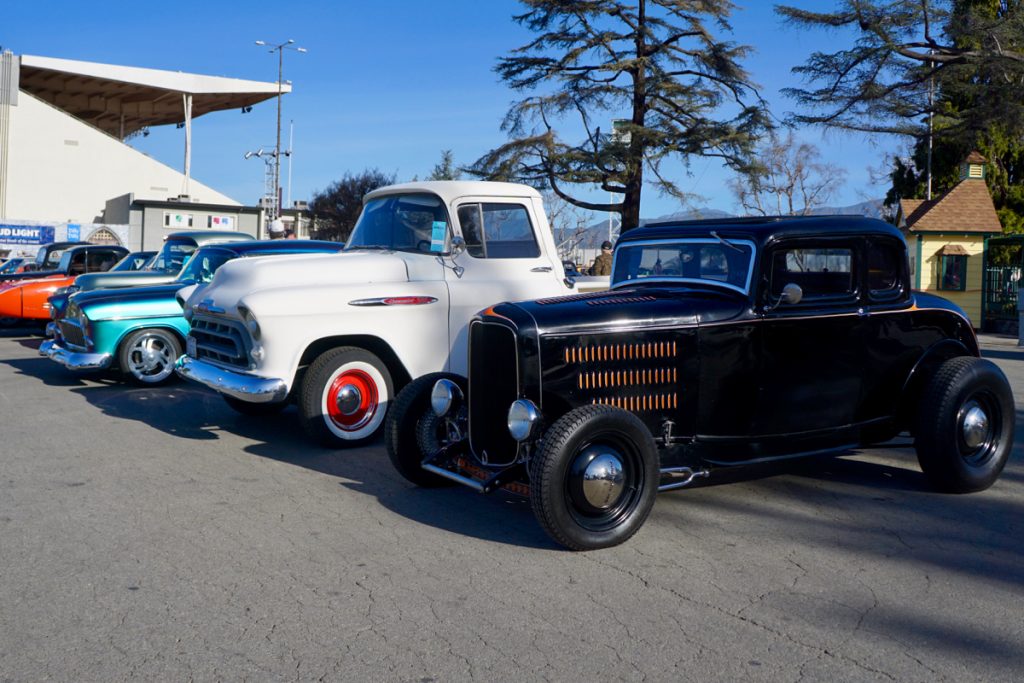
top-left (365, 181), bottom-right (543, 205)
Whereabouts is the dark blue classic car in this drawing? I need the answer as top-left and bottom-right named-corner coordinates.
top-left (41, 240), bottom-right (344, 385)
top-left (386, 216), bottom-right (1014, 550)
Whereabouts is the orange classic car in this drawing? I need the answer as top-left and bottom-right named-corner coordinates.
top-left (0, 245), bottom-right (127, 322)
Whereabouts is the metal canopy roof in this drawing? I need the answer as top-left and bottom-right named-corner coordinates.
top-left (18, 54), bottom-right (289, 137)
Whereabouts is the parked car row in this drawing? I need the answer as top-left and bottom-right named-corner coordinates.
top-left (13, 182), bottom-right (1017, 550)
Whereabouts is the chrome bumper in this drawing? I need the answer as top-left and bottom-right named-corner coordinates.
top-left (44, 322), bottom-right (56, 338)
top-left (175, 355), bottom-right (288, 403)
top-left (39, 339), bottom-right (113, 371)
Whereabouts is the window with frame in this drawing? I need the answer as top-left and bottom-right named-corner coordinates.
top-left (456, 203), bottom-right (540, 258)
top-left (867, 242), bottom-right (903, 299)
top-left (939, 254), bottom-right (967, 291)
top-left (770, 246), bottom-right (854, 300)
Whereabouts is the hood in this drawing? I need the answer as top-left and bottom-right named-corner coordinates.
top-left (499, 285), bottom-right (749, 336)
top-left (75, 270), bottom-right (181, 292)
top-left (188, 251), bottom-right (426, 310)
top-left (74, 281), bottom-right (187, 309)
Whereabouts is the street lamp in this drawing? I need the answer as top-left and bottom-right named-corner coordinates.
top-left (254, 39), bottom-right (307, 220)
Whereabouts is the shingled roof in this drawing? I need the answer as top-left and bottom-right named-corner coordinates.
top-left (899, 158), bottom-right (1002, 234)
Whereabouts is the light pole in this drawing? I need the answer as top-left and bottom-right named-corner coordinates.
top-left (254, 39), bottom-right (306, 220)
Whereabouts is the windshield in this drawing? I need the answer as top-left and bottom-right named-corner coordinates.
top-left (151, 240), bottom-right (197, 274)
top-left (111, 252), bottom-right (153, 272)
top-left (0, 258), bottom-right (23, 274)
top-left (177, 247), bottom-right (236, 284)
top-left (346, 193), bottom-right (450, 254)
top-left (39, 247), bottom-right (68, 268)
top-left (612, 238), bottom-right (756, 294)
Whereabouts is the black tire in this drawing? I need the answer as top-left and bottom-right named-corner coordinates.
top-left (915, 356), bottom-right (1014, 493)
top-left (385, 372), bottom-right (464, 487)
top-left (299, 346), bottom-right (393, 448)
top-left (223, 394), bottom-right (289, 416)
top-left (117, 328), bottom-right (182, 385)
top-left (530, 405), bottom-right (659, 551)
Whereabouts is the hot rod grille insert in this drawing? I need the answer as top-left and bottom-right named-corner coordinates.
top-left (468, 320), bottom-right (520, 466)
top-left (563, 339), bottom-right (679, 413)
top-left (190, 315), bottom-right (249, 368)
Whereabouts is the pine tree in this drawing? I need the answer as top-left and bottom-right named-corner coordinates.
top-left (470, 0), bottom-right (769, 233)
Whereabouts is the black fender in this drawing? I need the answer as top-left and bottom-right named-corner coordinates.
top-left (897, 338), bottom-right (976, 432)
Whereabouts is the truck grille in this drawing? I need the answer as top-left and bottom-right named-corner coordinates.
top-left (58, 320), bottom-right (86, 349)
top-left (468, 320), bottom-right (520, 466)
top-left (189, 314), bottom-right (250, 368)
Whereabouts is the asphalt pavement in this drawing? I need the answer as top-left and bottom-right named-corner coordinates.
top-left (0, 326), bottom-right (1022, 682)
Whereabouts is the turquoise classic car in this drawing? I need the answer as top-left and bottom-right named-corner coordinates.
top-left (40, 240), bottom-right (344, 384)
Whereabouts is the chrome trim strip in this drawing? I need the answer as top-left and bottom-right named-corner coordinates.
top-left (175, 355), bottom-right (287, 403)
top-left (348, 296), bottom-right (439, 306)
top-left (40, 340), bottom-right (112, 371)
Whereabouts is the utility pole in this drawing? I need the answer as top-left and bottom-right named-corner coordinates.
top-left (254, 39), bottom-right (306, 220)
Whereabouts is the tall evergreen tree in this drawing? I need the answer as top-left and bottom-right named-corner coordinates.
top-left (428, 150), bottom-right (462, 181)
top-left (470, 0), bottom-right (769, 233)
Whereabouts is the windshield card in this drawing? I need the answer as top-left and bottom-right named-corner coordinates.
top-left (430, 222), bottom-right (447, 252)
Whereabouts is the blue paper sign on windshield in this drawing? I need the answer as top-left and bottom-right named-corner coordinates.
top-left (430, 221), bottom-right (447, 252)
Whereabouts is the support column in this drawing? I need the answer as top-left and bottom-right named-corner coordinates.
top-left (182, 93), bottom-right (193, 198)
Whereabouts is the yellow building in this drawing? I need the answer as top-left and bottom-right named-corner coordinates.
top-left (897, 152), bottom-right (1003, 327)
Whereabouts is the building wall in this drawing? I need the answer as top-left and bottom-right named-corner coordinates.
top-left (0, 90), bottom-right (238, 224)
top-left (129, 205), bottom-right (261, 251)
top-left (914, 233), bottom-right (986, 326)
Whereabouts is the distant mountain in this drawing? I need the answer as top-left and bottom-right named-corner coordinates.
top-left (806, 199), bottom-right (885, 219)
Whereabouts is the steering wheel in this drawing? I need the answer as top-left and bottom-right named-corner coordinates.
top-left (417, 239), bottom-right (432, 252)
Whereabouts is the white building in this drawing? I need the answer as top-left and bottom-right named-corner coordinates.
top-left (0, 51), bottom-right (288, 257)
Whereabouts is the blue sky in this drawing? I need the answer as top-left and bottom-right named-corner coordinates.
top-left (4, 0), bottom-right (902, 221)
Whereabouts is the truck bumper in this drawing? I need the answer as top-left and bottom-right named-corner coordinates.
top-left (175, 355), bottom-right (288, 403)
top-left (39, 339), bottom-right (113, 371)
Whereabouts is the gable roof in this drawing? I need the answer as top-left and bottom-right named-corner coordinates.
top-left (899, 178), bottom-right (1002, 234)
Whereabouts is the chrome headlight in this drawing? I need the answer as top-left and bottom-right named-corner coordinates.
top-left (431, 379), bottom-right (463, 417)
top-left (508, 399), bottom-right (541, 442)
top-left (237, 305), bottom-right (261, 341)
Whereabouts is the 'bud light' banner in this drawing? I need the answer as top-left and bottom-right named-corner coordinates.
top-left (0, 224), bottom-right (56, 245)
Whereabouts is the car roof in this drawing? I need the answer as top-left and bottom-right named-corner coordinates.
top-left (165, 230), bottom-right (255, 245)
top-left (196, 240), bottom-right (344, 255)
top-left (619, 215), bottom-right (904, 248)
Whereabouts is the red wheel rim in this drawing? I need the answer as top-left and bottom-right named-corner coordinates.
top-left (326, 369), bottom-right (379, 431)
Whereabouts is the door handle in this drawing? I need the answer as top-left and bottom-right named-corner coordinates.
top-left (531, 266), bottom-right (553, 273)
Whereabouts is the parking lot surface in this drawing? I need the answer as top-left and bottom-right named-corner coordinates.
top-left (1, 327), bottom-right (1022, 682)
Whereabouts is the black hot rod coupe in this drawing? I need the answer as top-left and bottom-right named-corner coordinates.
top-left (385, 216), bottom-right (1014, 550)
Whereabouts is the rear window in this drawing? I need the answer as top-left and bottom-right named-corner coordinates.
top-left (770, 247), bottom-right (854, 299)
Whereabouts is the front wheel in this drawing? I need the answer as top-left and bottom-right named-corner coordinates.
top-left (118, 328), bottom-right (182, 385)
top-left (299, 346), bottom-right (393, 448)
top-left (530, 405), bottom-right (659, 551)
top-left (385, 372), bottom-right (464, 488)
top-left (915, 356), bottom-right (1014, 493)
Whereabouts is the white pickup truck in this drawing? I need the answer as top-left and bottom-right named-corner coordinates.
top-left (176, 181), bottom-right (605, 446)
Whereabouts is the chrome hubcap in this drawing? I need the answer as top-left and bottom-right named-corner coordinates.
top-left (335, 384), bottom-right (362, 416)
top-left (575, 449), bottom-right (625, 510)
top-left (960, 400), bottom-right (990, 451)
top-left (128, 335), bottom-right (174, 380)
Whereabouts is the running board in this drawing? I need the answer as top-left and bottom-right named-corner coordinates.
top-left (659, 466), bottom-right (709, 492)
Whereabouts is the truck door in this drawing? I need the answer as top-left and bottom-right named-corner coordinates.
top-left (445, 198), bottom-right (566, 375)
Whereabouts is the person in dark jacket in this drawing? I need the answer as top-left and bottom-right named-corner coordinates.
top-left (590, 241), bottom-right (614, 276)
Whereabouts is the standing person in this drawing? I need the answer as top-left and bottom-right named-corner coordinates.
top-left (590, 240), bottom-right (614, 276)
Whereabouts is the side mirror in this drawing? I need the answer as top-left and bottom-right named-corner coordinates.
top-left (780, 282), bottom-right (803, 305)
top-left (450, 236), bottom-right (466, 258)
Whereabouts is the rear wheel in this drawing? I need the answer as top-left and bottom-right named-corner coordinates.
top-left (299, 346), bottom-right (393, 448)
top-left (385, 372), bottom-right (464, 487)
top-left (530, 405), bottom-right (659, 551)
top-left (915, 357), bottom-right (1014, 493)
top-left (118, 328), bottom-right (181, 385)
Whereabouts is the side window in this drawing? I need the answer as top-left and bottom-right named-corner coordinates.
top-left (771, 246), bottom-right (854, 301)
top-left (867, 242), bottom-right (903, 300)
top-left (68, 251), bottom-right (88, 276)
top-left (457, 203), bottom-right (541, 259)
